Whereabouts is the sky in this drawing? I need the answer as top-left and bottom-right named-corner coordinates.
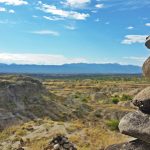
top-left (0, 0), bottom-right (150, 66)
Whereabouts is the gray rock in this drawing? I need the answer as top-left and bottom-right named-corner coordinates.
top-left (91, 92), bottom-right (108, 101)
top-left (133, 86), bottom-right (150, 114)
top-left (143, 57), bottom-right (150, 77)
top-left (0, 76), bottom-right (75, 129)
top-left (105, 139), bottom-right (150, 150)
top-left (145, 36), bottom-right (150, 49)
top-left (119, 111), bottom-right (150, 143)
top-left (118, 101), bottom-right (134, 108)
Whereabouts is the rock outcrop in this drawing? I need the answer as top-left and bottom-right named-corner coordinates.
top-left (132, 86), bottom-right (150, 114)
top-left (143, 36), bottom-right (150, 77)
top-left (119, 111), bottom-right (150, 143)
top-left (106, 36), bottom-right (150, 150)
top-left (105, 139), bottom-right (150, 150)
top-left (145, 36), bottom-right (150, 49)
top-left (0, 75), bottom-right (73, 130)
top-left (0, 75), bottom-right (95, 130)
top-left (106, 88), bottom-right (150, 150)
top-left (143, 57), bottom-right (150, 78)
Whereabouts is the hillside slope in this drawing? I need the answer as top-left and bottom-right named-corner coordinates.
top-left (0, 75), bottom-right (73, 130)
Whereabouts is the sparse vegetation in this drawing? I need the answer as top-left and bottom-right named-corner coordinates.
top-left (120, 94), bottom-right (132, 101)
top-left (111, 97), bottom-right (120, 104)
top-left (105, 119), bottom-right (120, 131)
top-left (0, 74), bottom-right (149, 150)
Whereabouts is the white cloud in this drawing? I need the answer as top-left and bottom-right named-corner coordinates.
top-left (94, 18), bottom-right (100, 22)
top-left (145, 23), bottom-right (150, 27)
top-left (9, 9), bottom-right (15, 13)
top-left (123, 56), bottom-right (146, 62)
top-left (95, 4), bottom-right (104, 9)
top-left (91, 10), bottom-right (97, 13)
top-left (65, 25), bottom-right (76, 30)
top-left (0, 7), bottom-right (15, 13)
top-left (127, 26), bottom-right (134, 30)
top-left (0, 19), bottom-right (16, 24)
top-left (32, 15), bottom-right (38, 18)
top-left (0, 53), bottom-right (87, 65)
top-left (43, 16), bottom-right (64, 21)
top-left (31, 30), bottom-right (60, 36)
top-left (38, 3), bottom-right (89, 20)
top-left (0, 7), bottom-right (6, 12)
top-left (122, 35), bottom-right (148, 44)
top-left (123, 56), bottom-right (146, 66)
top-left (0, 0), bottom-right (28, 6)
top-left (63, 0), bottom-right (90, 8)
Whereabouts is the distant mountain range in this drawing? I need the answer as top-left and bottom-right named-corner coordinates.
top-left (0, 63), bottom-right (142, 74)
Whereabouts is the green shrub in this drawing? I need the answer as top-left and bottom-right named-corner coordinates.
top-left (82, 98), bottom-right (88, 103)
top-left (106, 119), bottom-right (119, 131)
top-left (74, 94), bottom-right (80, 98)
top-left (111, 98), bottom-right (119, 104)
top-left (120, 94), bottom-right (132, 101)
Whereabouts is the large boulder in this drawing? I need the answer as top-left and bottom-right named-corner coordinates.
top-left (143, 57), bottom-right (150, 78)
top-left (119, 111), bottom-right (150, 143)
top-left (105, 139), bottom-right (150, 150)
top-left (132, 86), bottom-right (150, 114)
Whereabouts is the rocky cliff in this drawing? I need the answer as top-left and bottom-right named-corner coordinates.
top-left (0, 75), bottom-right (73, 130)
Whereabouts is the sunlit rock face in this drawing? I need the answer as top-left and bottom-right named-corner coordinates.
top-left (119, 111), bottom-right (150, 143)
top-left (132, 86), bottom-right (150, 114)
top-left (143, 36), bottom-right (150, 77)
top-left (142, 57), bottom-right (150, 78)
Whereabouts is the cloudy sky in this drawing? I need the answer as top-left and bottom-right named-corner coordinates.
top-left (0, 0), bottom-right (150, 66)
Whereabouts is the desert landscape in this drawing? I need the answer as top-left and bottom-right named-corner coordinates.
top-left (0, 0), bottom-right (150, 149)
top-left (0, 74), bottom-right (149, 150)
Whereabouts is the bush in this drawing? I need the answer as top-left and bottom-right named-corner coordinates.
top-left (106, 119), bottom-right (119, 131)
top-left (82, 98), bottom-right (88, 103)
top-left (111, 98), bottom-right (119, 104)
top-left (120, 94), bottom-right (132, 101)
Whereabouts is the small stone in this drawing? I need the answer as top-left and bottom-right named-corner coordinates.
top-left (53, 144), bottom-right (60, 150)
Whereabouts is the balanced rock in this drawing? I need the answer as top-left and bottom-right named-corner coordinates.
top-left (143, 57), bottom-right (150, 78)
top-left (132, 86), bottom-right (150, 114)
top-left (105, 139), bottom-right (150, 150)
top-left (145, 36), bottom-right (150, 49)
top-left (45, 135), bottom-right (77, 150)
top-left (119, 111), bottom-right (150, 143)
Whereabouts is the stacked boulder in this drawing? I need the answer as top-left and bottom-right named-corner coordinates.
top-left (106, 85), bottom-right (150, 150)
top-left (44, 135), bottom-right (77, 150)
top-left (143, 57), bottom-right (150, 77)
top-left (143, 36), bottom-right (150, 78)
top-left (106, 37), bottom-right (150, 150)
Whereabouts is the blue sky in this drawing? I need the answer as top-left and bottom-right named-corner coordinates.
top-left (0, 0), bottom-right (150, 66)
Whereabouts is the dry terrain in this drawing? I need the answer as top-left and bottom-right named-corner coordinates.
top-left (0, 75), bottom-right (150, 150)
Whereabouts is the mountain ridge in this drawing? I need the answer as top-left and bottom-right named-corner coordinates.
top-left (0, 63), bottom-right (142, 74)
